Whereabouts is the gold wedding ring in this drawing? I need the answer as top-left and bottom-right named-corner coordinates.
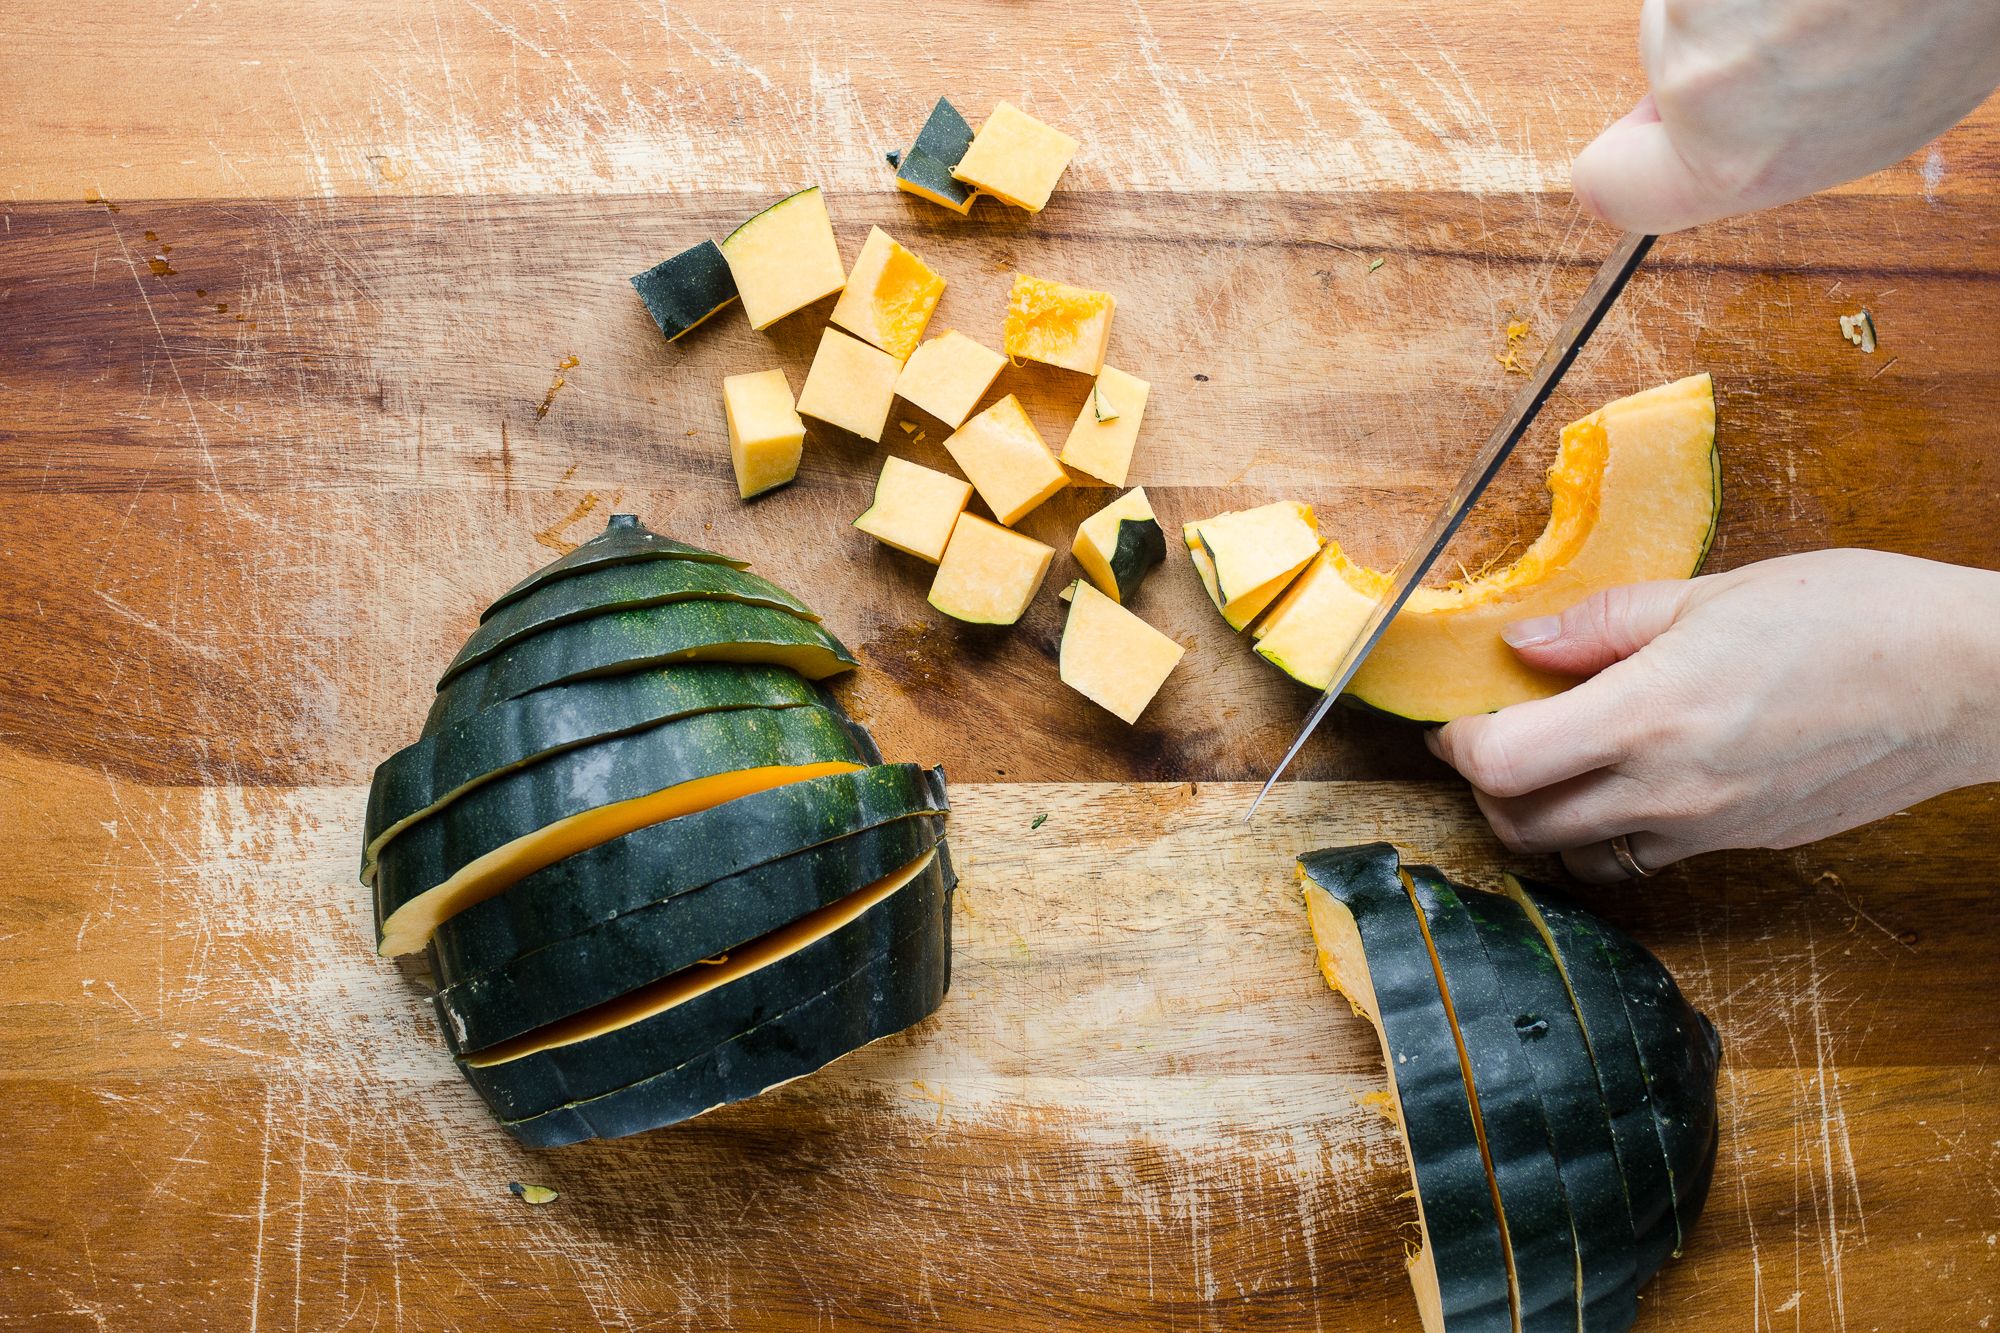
top-left (1610, 833), bottom-right (1654, 879)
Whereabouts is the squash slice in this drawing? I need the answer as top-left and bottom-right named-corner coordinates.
top-left (485, 514), bottom-right (744, 620)
top-left (630, 240), bottom-right (738, 343)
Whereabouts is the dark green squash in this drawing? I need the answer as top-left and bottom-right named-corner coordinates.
top-left (894, 97), bottom-right (975, 215)
top-left (373, 704), bottom-right (867, 956)
top-left (362, 664), bottom-right (819, 881)
top-left (631, 240), bottom-right (739, 342)
top-left (460, 845), bottom-right (951, 1121)
top-left (500, 873), bottom-right (953, 1148)
top-left (435, 811), bottom-right (946, 1055)
top-left (1406, 866), bottom-right (1579, 1333)
top-left (1462, 886), bottom-right (1640, 1333)
top-left (1298, 845), bottom-right (1512, 1332)
top-left (1504, 876), bottom-right (1681, 1282)
top-left (484, 515), bottom-right (745, 622)
top-left (424, 601), bottom-right (857, 733)
top-left (1102, 515), bottom-right (1166, 602)
top-left (428, 762), bottom-right (949, 985)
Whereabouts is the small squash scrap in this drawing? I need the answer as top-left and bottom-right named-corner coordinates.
top-left (928, 514), bottom-right (1053, 625)
top-left (1003, 274), bottom-right (1114, 376)
top-left (941, 394), bottom-right (1068, 525)
top-left (894, 97), bottom-right (977, 215)
top-left (1059, 365), bottom-right (1150, 486)
top-left (630, 240), bottom-right (738, 342)
top-left (1057, 581), bottom-right (1184, 724)
top-left (830, 226), bottom-right (946, 360)
top-left (720, 187), bottom-right (847, 330)
top-left (952, 101), bottom-right (1079, 212)
top-left (1186, 501), bottom-right (1321, 629)
top-left (1071, 488), bottom-right (1165, 604)
top-left (854, 456), bottom-right (972, 563)
top-left (797, 327), bottom-right (903, 444)
top-left (721, 369), bottom-right (806, 499)
top-left (894, 330), bottom-right (1007, 428)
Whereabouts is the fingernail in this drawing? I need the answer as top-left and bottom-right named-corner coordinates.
top-left (1423, 727), bottom-right (1443, 758)
top-left (1502, 615), bottom-right (1563, 649)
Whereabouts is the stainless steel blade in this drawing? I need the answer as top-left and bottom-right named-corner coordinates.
top-left (1244, 230), bottom-right (1656, 821)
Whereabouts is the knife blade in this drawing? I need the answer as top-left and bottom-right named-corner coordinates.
top-left (1244, 231), bottom-right (1656, 821)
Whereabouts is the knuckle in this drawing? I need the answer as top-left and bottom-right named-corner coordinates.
top-left (1462, 727), bottom-right (1527, 797)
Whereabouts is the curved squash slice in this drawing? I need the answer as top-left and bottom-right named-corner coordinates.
top-left (830, 226), bottom-right (946, 360)
top-left (484, 514), bottom-right (744, 621)
top-left (1299, 846), bottom-right (1512, 1333)
top-left (1255, 375), bottom-right (1719, 721)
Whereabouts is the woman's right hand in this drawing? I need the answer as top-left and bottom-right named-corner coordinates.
top-left (1571, 0), bottom-right (2000, 234)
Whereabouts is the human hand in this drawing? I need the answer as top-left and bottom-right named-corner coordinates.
top-left (1572, 0), bottom-right (2000, 233)
top-left (1426, 549), bottom-right (2000, 882)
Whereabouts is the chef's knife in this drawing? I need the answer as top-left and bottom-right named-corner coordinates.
top-left (1245, 231), bottom-right (1656, 821)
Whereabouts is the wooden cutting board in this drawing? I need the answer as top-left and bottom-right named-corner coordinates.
top-left (3, 3), bottom-right (1997, 1328)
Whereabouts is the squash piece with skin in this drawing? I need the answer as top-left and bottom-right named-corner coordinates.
top-left (1188, 501), bottom-right (1321, 627)
top-left (854, 455), bottom-right (972, 563)
top-left (797, 327), bottom-right (903, 444)
top-left (894, 97), bottom-right (976, 215)
top-left (1255, 374), bottom-right (1720, 721)
top-left (485, 515), bottom-right (744, 620)
top-left (1058, 581), bottom-right (1184, 724)
top-left (951, 101), bottom-right (1079, 212)
top-left (894, 330), bottom-right (1006, 429)
top-left (1002, 274), bottom-right (1114, 376)
top-left (1060, 366), bottom-right (1150, 486)
top-left (1072, 488), bottom-right (1166, 604)
top-left (830, 227), bottom-right (945, 360)
top-left (941, 394), bottom-right (1068, 525)
top-left (1299, 845), bottom-right (1513, 1333)
top-left (630, 240), bottom-right (738, 342)
top-left (720, 187), bottom-right (847, 330)
top-left (722, 369), bottom-right (806, 498)
top-left (928, 515), bottom-right (1053, 625)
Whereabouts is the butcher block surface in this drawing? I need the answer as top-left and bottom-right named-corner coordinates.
top-left (2, 2), bottom-right (1998, 1328)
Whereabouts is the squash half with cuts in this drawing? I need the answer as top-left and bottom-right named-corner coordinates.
top-left (1256, 375), bottom-right (1719, 721)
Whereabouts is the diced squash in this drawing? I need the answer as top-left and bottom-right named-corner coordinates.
top-left (830, 227), bottom-right (946, 360)
top-left (854, 456), bottom-right (972, 563)
top-left (720, 187), bottom-right (847, 330)
top-left (1060, 365), bottom-right (1150, 486)
top-left (895, 97), bottom-right (976, 215)
top-left (1003, 274), bottom-right (1114, 376)
top-left (1058, 581), bottom-right (1184, 724)
top-left (721, 369), bottom-right (805, 499)
top-left (1071, 488), bottom-right (1165, 604)
top-left (952, 101), bottom-right (1079, 212)
top-left (894, 330), bottom-right (1007, 428)
top-left (630, 240), bottom-right (738, 342)
top-left (941, 394), bottom-right (1069, 525)
top-left (1188, 502), bottom-right (1321, 626)
top-left (1184, 529), bottom-right (1265, 631)
top-left (797, 327), bottom-right (903, 444)
top-left (928, 515), bottom-right (1053, 625)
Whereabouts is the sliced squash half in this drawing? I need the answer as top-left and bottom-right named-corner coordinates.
top-left (1256, 374), bottom-right (1719, 721)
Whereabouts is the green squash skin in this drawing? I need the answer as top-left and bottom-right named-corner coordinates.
top-left (484, 515), bottom-right (745, 622)
top-left (630, 240), bottom-right (739, 342)
top-left (424, 601), bottom-right (857, 733)
top-left (428, 763), bottom-right (948, 986)
top-left (895, 97), bottom-right (975, 207)
top-left (440, 561), bottom-right (820, 686)
top-left (1406, 867), bottom-right (1579, 1333)
top-left (1297, 845), bottom-right (1512, 1333)
top-left (500, 869), bottom-right (952, 1148)
top-left (1504, 877), bottom-right (1680, 1283)
top-left (372, 704), bottom-right (866, 941)
top-left (1106, 516), bottom-right (1166, 603)
top-left (436, 813), bottom-right (946, 1055)
top-left (462, 845), bottom-right (952, 1121)
top-left (1462, 887), bottom-right (1641, 1333)
top-left (362, 665), bottom-right (819, 878)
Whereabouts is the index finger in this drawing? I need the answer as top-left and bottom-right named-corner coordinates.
top-left (1427, 671), bottom-right (1643, 798)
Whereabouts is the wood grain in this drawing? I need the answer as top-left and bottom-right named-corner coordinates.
top-left (4, 0), bottom-right (1999, 1328)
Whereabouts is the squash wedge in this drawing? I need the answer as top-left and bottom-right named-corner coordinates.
top-left (483, 514), bottom-right (744, 621)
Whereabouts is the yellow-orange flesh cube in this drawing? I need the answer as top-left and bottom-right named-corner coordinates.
top-left (941, 394), bottom-right (1069, 526)
top-left (894, 330), bottom-right (1007, 428)
top-left (853, 455), bottom-right (972, 563)
top-left (1060, 366), bottom-right (1151, 486)
top-left (1003, 274), bottom-right (1114, 376)
top-left (796, 327), bottom-right (903, 443)
top-left (1058, 581), bottom-right (1185, 724)
top-left (721, 369), bottom-right (805, 499)
top-left (719, 187), bottom-right (847, 330)
top-left (951, 101), bottom-right (1079, 212)
top-left (927, 515), bottom-right (1054, 625)
top-left (1191, 501), bottom-right (1322, 619)
top-left (829, 226), bottom-right (946, 361)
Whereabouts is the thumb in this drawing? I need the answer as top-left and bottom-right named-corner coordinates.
top-left (1501, 580), bottom-right (1694, 678)
top-left (1571, 96), bottom-right (1734, 234)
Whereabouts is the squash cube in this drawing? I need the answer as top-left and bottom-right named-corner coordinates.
top-left (830, 227), bottom-right (946, 360)
top-left (1253, 547), bottom-right (1378, 688)
top-left (1071, 488), bottom-right (1166, 604)
top-left (1060, 366), bottom-right (1151, 486)
top-left (721, 369), bottom-right (805, 499)
top-left (720, 187), bottom-right (847, 330)
top-left (630, 240), bottom-right (738, 342)
top-left (1059, 581), bottom-right (1184, 724)
top-left (796, 327), bottom-right (903, 443)
top-left (1187, 502), bottom-right (1322, 628)
top-left (1003, 274), bottom-right (1114, 376)
top-left (895, 97), bottom-right (976, 215)
top-left (894, 330), bottom-right (1006, 429)
top-left (928, 515), bottom-right (1054, 625)
top-left (854, 456), bottom-right (972, 563)
top-left (952, 101), bottom-right (1079, 213)
top-left (941, 394), bottom-right (1068, 526)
